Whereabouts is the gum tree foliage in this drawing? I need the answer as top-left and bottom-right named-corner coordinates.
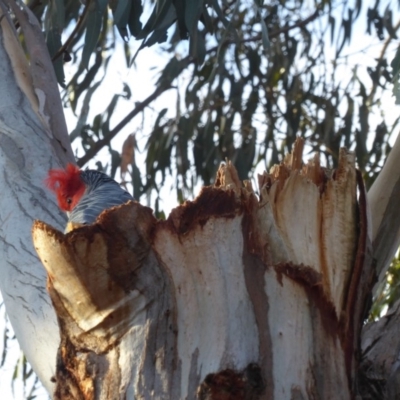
top-left (2, 0), bottom-right (400, 395)
top-left (35, 0), bottom-right (399, 192)
top-left (56, 0), bottom-right (400, 319)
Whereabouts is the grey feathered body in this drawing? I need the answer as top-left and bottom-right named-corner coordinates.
top-left (67, 169), bottom-right (133, 225)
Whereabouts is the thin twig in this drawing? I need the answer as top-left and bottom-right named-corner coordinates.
top-left (52, 0), bottom-right (92, 62)
top-left (77, 85), bottom-right (173, 167)
top-left (205, 7), bottom-right (322, 55)
top-left (269, 8), bottom-right (322, 38)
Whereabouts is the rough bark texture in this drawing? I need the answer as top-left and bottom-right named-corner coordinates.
top-left (0, 2), bottom-right (74, 393)
top-left (359, 298), bottom-right (400, 399)
top-left (33, 139), bottom-right (376, 399)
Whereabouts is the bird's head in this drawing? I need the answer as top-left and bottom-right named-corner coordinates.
top-left (45, 163), bottom-right (86, 212)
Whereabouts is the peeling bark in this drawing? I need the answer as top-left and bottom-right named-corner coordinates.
top-left (33, 139), bottom-right (375, 399)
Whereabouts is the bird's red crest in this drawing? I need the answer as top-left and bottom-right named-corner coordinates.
top-left (45, 163), bottom-right (85, 211)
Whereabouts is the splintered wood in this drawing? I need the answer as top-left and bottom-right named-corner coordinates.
top-left (32, 139), bottom-right (371, 400)
top-left (257, 138), bottom-right (357, 313)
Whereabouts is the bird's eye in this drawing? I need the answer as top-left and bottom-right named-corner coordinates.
top-left (66, 198), bottom-right (72, 205)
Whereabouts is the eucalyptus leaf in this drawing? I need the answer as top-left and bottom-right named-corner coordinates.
top-left (157, 57), bottom-right (187, 87)
top-left (113, 0), bottom-right (132, 40)
top-left (142, 28), bottom-right (169, 48)
top-left (190, 28), bottom-right (206, 63)
top-left (81, 1), bottom-right (107, 69)
top-left (138, 0), bottom-right (175, 38)
top-left (256, 4), bottom-right (270, 51)
top-left (391, 45), bottom-right (400, 76)
top-left (46, 28), bottom-right (65, 87)
top-left (185, 0), bottom-right (203, 34)
top-left (128, 0), bottom-right (144, 37)
top-left (52, 0), bottom-right (65, 29)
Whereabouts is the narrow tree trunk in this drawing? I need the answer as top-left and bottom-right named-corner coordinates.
top-left (33, 139), bottom-right (375, 399)
top-left (0, 1), bottom-right (74, 392)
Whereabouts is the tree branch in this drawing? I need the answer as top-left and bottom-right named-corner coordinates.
top-left (75, 7), bottom-right (323, 168)
top-left (205, 7), bottom-right (322, 54)
top-left (77, 85), bottom-right (172, 167)
top-left (269, 7), bottom-right (322, 38)
top-left (368, 130), bottom-right (400, 295)
top-left (368, 22), bottom-right (400, 289)
top-left (51, 0), bottom-right (92, 62)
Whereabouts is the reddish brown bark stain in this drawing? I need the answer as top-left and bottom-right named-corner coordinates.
top-left (242, 200), bottom-right (274, 400)
top-left (162, 187), bottom-right (240, 235)
top-left (198, 364), bottom-right (265, 400)
top-left (274, 262), bottom-right (339, 339)
top-left (340, 170), bottom-right (375, 387)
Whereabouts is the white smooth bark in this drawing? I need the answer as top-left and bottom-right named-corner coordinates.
top-left (0, 2), bottom-right (74, 393)
top-left (368, 132), bottom-right (400, 293)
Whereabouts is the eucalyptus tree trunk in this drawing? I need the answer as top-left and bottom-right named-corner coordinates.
top-left (32, 139), bottom-right (375, 399)
top-left (1, 1), bottom-right (400, 399)
top-left (0, 0), bottom-right (73, 393)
